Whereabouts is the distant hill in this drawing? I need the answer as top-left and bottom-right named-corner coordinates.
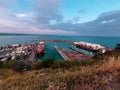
top-left (0, 33), bottom-right (39, 36)
top-left (0, 33), bottom-right (63, 36)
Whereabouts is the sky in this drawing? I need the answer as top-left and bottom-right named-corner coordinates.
top-left (0, 0), bottom-right (120, 36)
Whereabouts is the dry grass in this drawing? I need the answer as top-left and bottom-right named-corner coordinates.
top-left (0, 57), bottom-right (120, 90)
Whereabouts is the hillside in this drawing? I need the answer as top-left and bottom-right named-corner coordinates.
top-left (0, 44), bottom-right (120, 90)
top-left (0, 56), bottom-right (120, 90)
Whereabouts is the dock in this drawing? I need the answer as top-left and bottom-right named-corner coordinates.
top-left (54, 46), bottom-right (70, 60)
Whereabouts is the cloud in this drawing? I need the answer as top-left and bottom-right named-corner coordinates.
top-left (16, 14), bottom-right (27, 18)
top-left (48, 9), bottom-right (120, 36)
top-left (0, 23), bottom-right (76, 35)
top-left (83, 10), bottom-right (120, 36)
top-left (0, 0), bottom-right (120, 36)
top-left (0, 8), bottom-right (75, 35)
top-left (101, 19), bottom-right (115, 24)
top-left (0, 0), bottom-right (8, 9)
top-left (79, 9), bottom-right (86, 14)
top-left (34, 0), bottom-right (63, 26)
top-left (3, 9), bottom-right (119, 36)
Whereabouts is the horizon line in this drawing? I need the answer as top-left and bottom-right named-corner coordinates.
top-left (0, 32), bottom-right (120, 37)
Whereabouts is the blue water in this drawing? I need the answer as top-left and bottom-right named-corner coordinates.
top-left (0, 35), bottom-right (120, 60)
top-left (37, 42), bottom-right (74, 60)
top-left (0, 35), bottom-right (120, 48)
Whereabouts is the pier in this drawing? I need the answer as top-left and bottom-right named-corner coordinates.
top-left (54, 46), bottom-right (70, 60)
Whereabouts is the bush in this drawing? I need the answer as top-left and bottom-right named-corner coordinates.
top-left (1, 61), bottom-right (9, 68)
top-left (32, 58), bottom-right (55, 69)
top-left (32, 59), bottom-right (97, 70)
top-left (32, 61), bottom-right (41, 70)
top-left (52, 60), bottom-right (96, 69)
top-left (79, 59), bottom-right (97, 66)
top-left (40, 58), bottom-right (55, 68)
top-left (0, 61), bottom-right (3, 68)
top-left (52, 60), bottom-right (73, 69)
top-left (92, 50), bottom-right (113, 61)
top-left (115, 43), bottom-right (120, 50)
top-left (8, 60), bottom-right (31, 72)
top-left (93, 43), bottom-right (120, 61)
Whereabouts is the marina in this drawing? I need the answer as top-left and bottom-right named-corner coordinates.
top-left (0, 40), bottom-right (112, 61)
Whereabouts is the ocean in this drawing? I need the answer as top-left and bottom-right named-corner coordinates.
top-left (0, 35), bottom-right (120, 48)
top-left (0, 35), bottom-right (120, 60)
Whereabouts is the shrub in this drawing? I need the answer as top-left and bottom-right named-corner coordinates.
top-left (32, 61), bottom-right (41, 70)
top-left (92, 50), bottom-right (113, 61)
top-left (0, 61), bottom-right (3, 68)
top-left (52, 60), bottom-right (96, 69)
top-left (52, 60), bottom-right (72, 69)
top-left (93, 43), bottom-right (120, 61)
top-left (8, 60), bottom-right (31, 72)
top-left (32, 58), bottom-right (55, 69)
top-left (1, 61), bottom-right (9, 68)
top-left (40, 58), bottom-right (55, 68)
top-left (115, 43), bottom-right (120, 50)
top-left (79, 59), bottom-right (95, 66)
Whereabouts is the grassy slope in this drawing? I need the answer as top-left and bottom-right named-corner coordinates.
top-left (0, 57), bottom-right (120, 90)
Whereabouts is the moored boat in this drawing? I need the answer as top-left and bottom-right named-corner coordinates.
top-left (36, 41), bottom-right (45, 57)
top-left (74, 41), bottom-right (112, 53)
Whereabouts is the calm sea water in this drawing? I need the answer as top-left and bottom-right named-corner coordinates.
top-left (0, 35), bottom-right (120, 60)
top-left (0, 35), bottom-right (120, 48)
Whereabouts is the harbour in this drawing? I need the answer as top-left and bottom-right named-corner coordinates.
top-left (0, 39), bottom-right (112, 62)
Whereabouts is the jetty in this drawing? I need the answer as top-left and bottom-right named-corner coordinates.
top-left (54, 46), bottom-right (70, 60)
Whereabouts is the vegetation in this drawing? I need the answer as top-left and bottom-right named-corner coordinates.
top-left (32, 58), bottom-right (55, 69)
top-left (8, 60), bottom-right (31, 72)
top-left (93, 44), bottom-right (120, 60)
top-left (0, 44), bottom-right (120, 90)
top-left (0, 60), bottom-right (31, 72)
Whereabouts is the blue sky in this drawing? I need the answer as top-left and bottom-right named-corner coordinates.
top-left (61, 0), bottom-right (120, 22)
top-left (0, 0), bottom-right (120, 36)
